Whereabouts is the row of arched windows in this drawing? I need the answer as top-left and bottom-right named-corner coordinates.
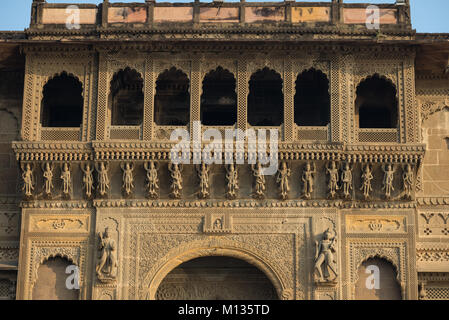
top-left (40, 68), bottom-right (398, 131)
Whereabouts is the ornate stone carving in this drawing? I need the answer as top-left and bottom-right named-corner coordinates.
top-left (21, 163), bottom-right (35, 198)
top-left (301, 161), bottom-right (316, 200)
top-left (314, 228), bottom-right (338, 285)
top-left (196, 162), bottom-right (210, 199)
top-left (96, 227), bottom-right (117, 283)
top-left (360, 164), bottom-right (374, 200)
top-left (225, 163), bottom-right (239, 200)
top-left (168, 163), bottom-right (183, 199)
top-left (402, 164), bottom-right (414, 200)
top-left (60, 163), bottom-right (71, 198)
top-left (326, 161), bottom-right (339, 199)
top-left (276, 161), bottom-right (291, 200)
top-left (81, 162), bottom-right (94, 199)
top-left (144, 161), bottom-right (159, 199)
top-left (382, 164), bottom-right (396, 200)
top-left (95, 162), bottom-right (110, 197)
top-left (121, 162), bottom-right (135, 197)
top-left (341, 162), bottom-right (353, 200)
top-left (251, 162), bottom-right (266, 200)
top-left (42, 162), bottom-right (54, 197)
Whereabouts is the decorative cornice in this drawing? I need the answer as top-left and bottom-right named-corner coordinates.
top-left (20, 200), bottom-right (92, 209)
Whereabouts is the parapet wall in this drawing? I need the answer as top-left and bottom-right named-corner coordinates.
top-left (30, 0), bottom-right (411, 30)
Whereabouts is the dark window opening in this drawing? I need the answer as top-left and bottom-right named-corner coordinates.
top-left (110, 68), bottom-right (144, 126)
top-left (41, 73), bottom-right (83, 127)
top-left (356, 75), bottom-right (398, 129)
top-left (294, 69), bottom-right (330, 126)
top-left (154, 67), bottom-right (190, 126)
top-left (201, 67), bottom-right (237, 126)
top-left (248, 67), bottom-right (283, 126)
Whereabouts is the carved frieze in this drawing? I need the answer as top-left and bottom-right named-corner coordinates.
top-left (30, 215), bottom-right (89, 233)
top-left (346, 215), bottom-right (407, 233)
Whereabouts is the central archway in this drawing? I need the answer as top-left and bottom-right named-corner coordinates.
top-left (156, 256), bottom-right (278, 300)
top-left (143, 243), bottom-right (289, 300)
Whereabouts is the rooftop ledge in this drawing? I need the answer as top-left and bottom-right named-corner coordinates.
top-left (29, 0), bottom-right (412, 32)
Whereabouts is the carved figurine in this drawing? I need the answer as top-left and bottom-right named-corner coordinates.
top-left (402, 164), bottom-right (414, 200)
top-left (276, 161), bottom-right (291, 200)
top-left (251, 161), bottom-right (266, 200)
top-left (213, 218), bottom-right (223, 230)
top-left (314, 228), bottom-right (338, 284)
top-left (95, 162), bottom-right (110, 197)
top-left (81, 162), bottom-right (94, 198)
top-left (144, 161), bottom-right (159, 199)
top-left (60, 163), bottom-right (71, 196)
top-left (42, 162), bottom-right (54, 197)
top-left (382, 164), bottom-right (396, 200)
top-left (196, 162), bottom-right (210, 199)
top-left (341, 162), bottom-right (353, 200)
top-left (121, 162), bottom-right (135, 196)
top-left (168, 163), bottom-right (183, 199)
top-left (301, 161), bottom-right (316, 199)
top-left (326, 161), bottom-right (339, 199)
top-left (225, 163), bottom-right (239, 200)
top-left (96, 227), bottom-right (117, 282)
top-left (360, 164), bottom-right (374, 200)
top-left (21, 163), bottom-right (34, 197)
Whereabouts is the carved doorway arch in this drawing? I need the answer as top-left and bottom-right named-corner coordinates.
top-left (143, 244), bottom-right (291, 300)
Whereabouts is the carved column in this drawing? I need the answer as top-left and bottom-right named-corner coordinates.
top-left (330, 54), bottom-right (341, 142)
top-left (237, 59), bottom-right (248, 138)
top-left (190, 59), bottom-right (201, 142)
top-left (283, 59), bottom-right (294, 141)
top-left (403, 54), bottom-right (418, 143)
top-left (143, 57), bottom-right (154, 140)
top-left (96, 52), bottom-right (109, 140)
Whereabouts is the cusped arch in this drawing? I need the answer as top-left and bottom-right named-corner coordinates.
top-left (142, 240), bottom-right (288, 300)
top-left (31, 253), bottom-right (79, 291)
top-left (352, 253), bottom-right (404, 300)
top-left (355, 73), bottom-right (399, 129)
top-left (0, 108), bottom-right (19, 139)
top-left (355, 73), bottom-right (397, 92)
top-left (44, 71), bottom-right (84, 90)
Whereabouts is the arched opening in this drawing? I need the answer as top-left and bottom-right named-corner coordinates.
top-left (201, 67), bottom-right (237, 126)
top-left (155, 256), bottom-right (278, 300)
top-left (354, 257), bottom-right (402, 300)
top-left (248, 67), bottom-right (283, 126)
top-left (355, 75), bottom-right (398, 129)
top-left (110, 68), bottom-right (144, 126)
top-left (154, 67), bottom-right (190, 126)
top-left (41, 73), bottom-right (83, 127)
top-left (32, 256), bottom-right (79, 300)
top-left (294, 69), bottom-right (330, 126)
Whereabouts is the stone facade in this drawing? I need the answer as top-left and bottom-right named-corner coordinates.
top-left (0, 0), bottom-right (448, 300)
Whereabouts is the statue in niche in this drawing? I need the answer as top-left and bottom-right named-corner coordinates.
top-left (301, 161), bottom-right (316, 199)
top-left (121, 162), bottom-right (135, 196)
top-left (196, 162), bottom-right (210, 199)
top-left (251, 161), bottom-right (266, 200)
top-left (326, 161), bottom-right (339, 199)
top-left (314, 228), bottom-right (338, 284)
top-left (225, 163), bottom-right (239, 200)
top-left (341, 162), bottom-right (353, 200)
top-left (360, 164), bottom-right (374, 200)
top-left (60, 163), bottom-right (71, 197)
top-left (402, 164), bottom-right (414, 200)
top-left (81, 162), bottom-right (94, 198)
top-left (42, 162), bottom-right (54, 197)
top-left (168, 163), bottom-right (183, 199)
top-left (95, 162), bottom-right (110, 197)
top-left (213, 218), bottom-right (223, 230)
top-left (382, 164), bottom-right (396, 200)
top-left (21, 163), bottom-right (34, 197)
top-left (144, 161), bottom-right (159, 199)
top-left (276, 161), bottom-right (291, 200)
top-left (96, 227), bottom-right (117, 282)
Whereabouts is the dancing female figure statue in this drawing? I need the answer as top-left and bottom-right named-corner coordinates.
top-left (225, 163), bottom-right (239, 200)
top-left (276, 161), bottom-right (291, 200)
top-left (168, 163), bottom-right (183, 199)
top-left (81, 163), bottom-right (94, 198)
top-left (144, 161), bottom-right (159, 199)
